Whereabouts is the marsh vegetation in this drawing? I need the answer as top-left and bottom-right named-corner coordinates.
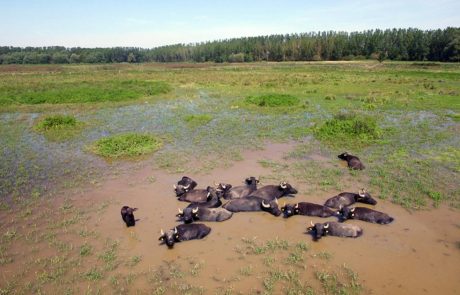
top-left (0, 61), bottom-right (459, 294)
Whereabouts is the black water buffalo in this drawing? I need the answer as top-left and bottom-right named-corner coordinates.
top-left (339, 206), bottom-right (394, 224)
top-left (185, 187), bottom-right (222, 208)
top-left (158, 224), bottom-right (211, 248)
top-left (338, 152), bottom-right (365, 170)
top-left (222, 196), bottom-right (281, 216)
top-left (173, 176), bottom-right (198, 196)
top-left (177, 207), bottom-right (233, 223)
top-left (177, 186), bottom-right (216, 203)
top-left (248, 181), bottom-right (298, 201)
top-left (324, 189), bottom-right (377, 209)
top-left (120, 206), bottom-right (138, 227)
top-left (307, 221), bottom-right (363, 241)
top-left (281, 202), bottom-right (339, 218)
top-left (215, 176), bottom-right (259, 200)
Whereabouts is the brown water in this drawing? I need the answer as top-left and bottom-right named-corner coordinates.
top-left (1, 143), bottom-right (459, 294)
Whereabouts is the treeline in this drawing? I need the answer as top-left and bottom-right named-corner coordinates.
top-left (1, 27), bottom-right (459, 64)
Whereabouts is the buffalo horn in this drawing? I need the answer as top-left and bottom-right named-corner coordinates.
top-left (174, 227), bottom-right (178, 234)
top-left (184, 184), bottom-right (190, 189)
top-left (173, 184), bottom-right (177, 189)
top-left (160, 229), bottom-right (164, 235)
top-left (178, 208), bottom-right (183, 214)
top-left (283, 202), bottom-right (286, 207)
top-left (324, 223), bottom-right (329, 229)
top-left (275, 198), bottom-right (279, 205)
top-left (280, 181), bottom-right (287, 189)
top-left (206, 192), bottom-right (211, 198)
top-left (192, 207), bottom-right (199, 214)
top-left (294, 203), bottom-right (299, 209)
top-left (350, 207), bottom-right (355, 212)
top-left (310, 220), bottom-right (314, 227)
top-left (261, 200), bottom-right (270, 208)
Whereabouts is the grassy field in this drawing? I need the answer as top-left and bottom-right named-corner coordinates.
top-left (0, 61), bottom-right (459, 294)
top-left (1, 61), bottom-right (458, 209)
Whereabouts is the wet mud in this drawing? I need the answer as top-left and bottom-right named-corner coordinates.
top-left (1, 142), bottom-right (459, 294)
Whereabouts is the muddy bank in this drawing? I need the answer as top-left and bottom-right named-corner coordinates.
top-left (70, 143), bottom-right (460, 294)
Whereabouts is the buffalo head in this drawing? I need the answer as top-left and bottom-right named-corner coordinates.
top-left (338, 206), bottom-right (354, 222)
top-left (337, 152), bottom-right (349, 160)
top-left (281, 203), bottom-right (298, 218)
top-left (279, 181), bottom-right (298, 195)
top-left (158, 228), bottom-right (179, 248)
top-left (176, 207), bottom-right (200, 224)
top-left (261, 198), bottom-right (282, 216)
top-left (357, 188), bottom-right (377, 205)
top-left (306, 221), bottom-right (330, 241)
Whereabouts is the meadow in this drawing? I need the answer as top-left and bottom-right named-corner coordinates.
top-left (0, 61), bottom-right (459, 294)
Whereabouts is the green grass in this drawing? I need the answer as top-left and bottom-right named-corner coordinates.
top-left (245, 93), bottom-right (300, 107)
top-left (314, 112), bottom-right (383, 147)
top-left (184, 114), bottom-right (213, 128)
top-left (34, 114), bottom-right (84, 141)
top-left (0, 79), bottom-right (171, 105)
top-left (35, 115), bottom-right (77, 130)
top-left (90, 133), bottom-right (162, 159)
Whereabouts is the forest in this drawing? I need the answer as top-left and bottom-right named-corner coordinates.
top-left (0, 27), bottom-right (459, 64)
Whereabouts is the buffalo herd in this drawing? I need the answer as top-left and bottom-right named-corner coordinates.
top-left (120, 152), bottom-right (394, 247)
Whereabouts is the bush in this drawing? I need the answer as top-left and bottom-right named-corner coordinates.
top-left (314, 113), bottom-right (382, 146)
top-left (90, 133), bottom-right (162, 159)
top-left (245, 94), bottom-right (299, 107)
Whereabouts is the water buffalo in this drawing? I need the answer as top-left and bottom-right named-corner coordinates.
top-left (173, 176), bottom-right (198, 196)
top-left (248, 181), bottom-right (298, 201)
top-left (324, 189), bottom-right (377, 209)
top-left (185, 187), bottom-right (222, 208)
top-left (176, 207), bottom-right (233, 223)
top-left (281, 202), bottom-right (339, 218)
top-left (338, 152), bottom-right (365, 170)
top-left (158, 224), bottom-right (211, 248)
top-left (222, 196), bottom-right (281, 216)
top-left (339, 206), bottom-right (394, 224)
top-left (120, 206), bottom-right (138, 227)
top-left (177, 186), bottom-right (216, 203)
top-left (306, 221), bottom-right (363, 241)
top-left (215, 176), bottom-right (259, 200)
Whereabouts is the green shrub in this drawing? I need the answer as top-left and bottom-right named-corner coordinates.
top-left (91, 133), bottom-right (162, 159)
top-left (184, 114), bottom-right (213, 128)
top-left (245, 94), bottom-right (299, 107)
top-left (314, 113), bottom-right (382, 146)
top-left (35, 115), bottom-right (77, 131)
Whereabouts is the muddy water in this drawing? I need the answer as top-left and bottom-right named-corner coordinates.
top-left (40, 143), bottom-right (460, 293)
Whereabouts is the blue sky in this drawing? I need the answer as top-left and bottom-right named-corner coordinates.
top-left (1, 0), bottom-right (459, 48)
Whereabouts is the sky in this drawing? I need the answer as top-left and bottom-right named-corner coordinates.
top-left (1, 0), bottom-right (459, 48)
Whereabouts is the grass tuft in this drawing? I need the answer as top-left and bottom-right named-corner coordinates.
top-left (245, 94), bottom-right (299, 107)
top-left (184, 114), bottom-right (213, 128)
top-left (90, 133), bottom-right (162, 159)
top-left (35, 115), bottom-right (77, 130)
top-left (314, 112), bottom-right (382, 147)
